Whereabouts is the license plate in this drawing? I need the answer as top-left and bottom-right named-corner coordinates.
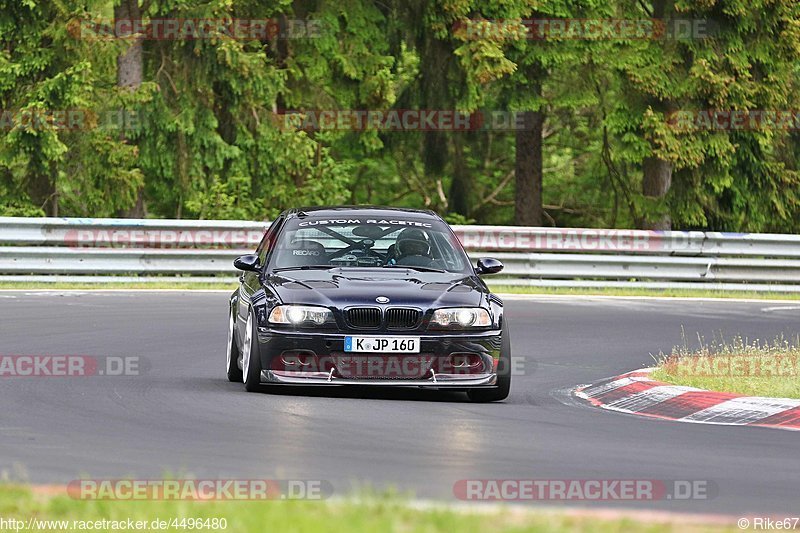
top-left (344, 336), bottom-right (420, 353)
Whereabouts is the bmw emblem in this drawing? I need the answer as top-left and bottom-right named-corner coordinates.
top-left (376, 296), bottom-right (390, 304)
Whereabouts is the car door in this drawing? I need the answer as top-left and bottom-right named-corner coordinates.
top-left (236, 216), bottom-right (284, 343)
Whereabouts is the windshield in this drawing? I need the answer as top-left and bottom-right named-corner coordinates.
top-left (270, 217), bottom-right (472, 274)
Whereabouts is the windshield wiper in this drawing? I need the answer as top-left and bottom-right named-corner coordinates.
top-left (383, 265), bottom-right (446, 273)
top-left (272, 265), bottom-right (335, 272)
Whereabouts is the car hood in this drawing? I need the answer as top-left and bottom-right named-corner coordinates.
top-left (266, 268), bottom-right (487, 309)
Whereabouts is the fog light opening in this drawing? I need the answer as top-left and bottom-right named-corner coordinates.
top-left (449, 353), bottom-right (483, 369)
top-left (279, 350), bottom-right (316, 368)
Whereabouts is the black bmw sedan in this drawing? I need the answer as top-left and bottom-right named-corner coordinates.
top-left (226, 206), bottom-right (511, 402)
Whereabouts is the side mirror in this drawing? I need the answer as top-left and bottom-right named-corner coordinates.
top-left (476, 257), bottom-right (503, 275)
top-left (234, 254), bottom-right (261, 273)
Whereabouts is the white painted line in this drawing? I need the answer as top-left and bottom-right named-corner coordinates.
top-left (578, 377), bottom-right (638, 398)
top-left (761, 305), bottom-right (800, 312)
top-left (607, 385), bottom-right (702, 412)
top-left (683, 396), bottom-right (800, 424)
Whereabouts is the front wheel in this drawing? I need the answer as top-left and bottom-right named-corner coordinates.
top-left (241, 312), bottom-right (262, 392)
top-left (226, 311), bottom-right (243, 382)
top-left (468, 320), bottom-right (511, 403)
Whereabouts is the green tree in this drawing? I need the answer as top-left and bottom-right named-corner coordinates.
top-left (0, 0), bottom-right (142, 217)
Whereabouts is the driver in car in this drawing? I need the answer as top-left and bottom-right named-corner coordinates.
top-left (386, 228), bottom-right (434, 267)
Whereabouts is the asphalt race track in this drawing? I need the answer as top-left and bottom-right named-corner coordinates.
top-left (1, 291), bottom-right (798, 515)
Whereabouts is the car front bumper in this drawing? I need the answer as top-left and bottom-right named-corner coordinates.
top-left (255, 327), bottom-right (502, 388)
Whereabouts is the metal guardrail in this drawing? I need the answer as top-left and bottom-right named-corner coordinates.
top-left (1, 217), bottom-right (799, 291)
top-left (0, 217), bottom-right (268, 247)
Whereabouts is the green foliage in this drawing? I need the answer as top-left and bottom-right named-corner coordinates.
top-left (0, 0), bottom-right (798, 231)
top-left (0, 0), bottom-right (143, 217)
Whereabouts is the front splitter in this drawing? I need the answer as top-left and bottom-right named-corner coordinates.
top-left (261, 370), bottom-right (497, 387)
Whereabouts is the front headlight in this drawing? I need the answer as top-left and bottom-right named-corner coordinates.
top-left (430, 308), bottom-right (491, 328)
top-left (268, 305), bottom-right (334, 326)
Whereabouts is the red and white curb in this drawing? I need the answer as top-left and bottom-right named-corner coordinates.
top-left (575, 368), bottom-right (800, 431)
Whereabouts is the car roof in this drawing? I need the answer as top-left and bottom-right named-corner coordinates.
top-left (283, 206), bottom-right (441, 220)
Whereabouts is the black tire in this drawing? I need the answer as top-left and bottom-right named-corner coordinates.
top-left (467, 320), bottom-right (511, 403)
top-left (226, 310), bottom-right (243, 382)
top-left (242, 311), bottom-right (263, 392)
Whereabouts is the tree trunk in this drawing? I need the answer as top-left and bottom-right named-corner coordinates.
top-left (418, 25), bottom-right (452, 212)
top-left (641, 156), bottom-right (673, 230)
top-left (116, 0), bottom-right (145, 217)
top-left (28, 165), bottom-right (57, 216)
top-left (635, 0), bottom-right (675, 230)
top-left (514, 109), bottom-right (544, 226)
top-left (448, 134), bottom-right (473, 217)
top-left (115, 0), bottom-right (143, 88)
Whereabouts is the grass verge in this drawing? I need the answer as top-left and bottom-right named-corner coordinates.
top-left (0, 281), bottom-right (799, 300)
top-left (651, 334), bottom-right (800, 399)
top-left (0, 485), bottom-right (735, 532)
